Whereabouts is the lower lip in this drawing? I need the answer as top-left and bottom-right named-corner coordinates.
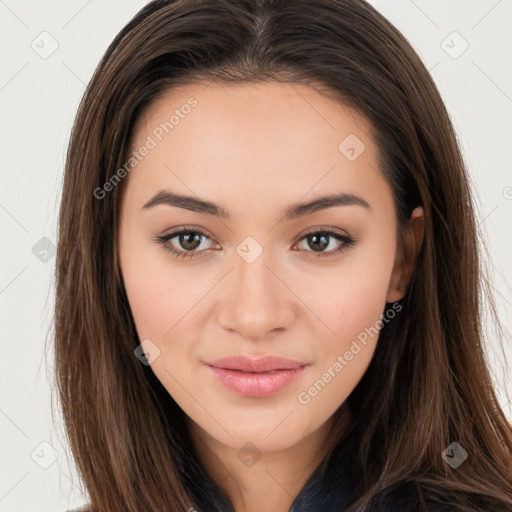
top-left (206, 365), bottom-right (307, 398)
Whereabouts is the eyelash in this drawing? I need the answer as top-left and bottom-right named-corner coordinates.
top-left (154, 225), bottom-right (356, 260)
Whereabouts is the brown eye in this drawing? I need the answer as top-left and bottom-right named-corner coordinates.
top-left (295, 229), bottom-right (356, 257)
top-left (177, 232), bottom-right (204, 251)
top-left (305, 232), bottom-right (330, 252)
top-left (155, 228), bottom-right (216, 259)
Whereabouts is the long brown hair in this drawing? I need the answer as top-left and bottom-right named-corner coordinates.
top-left (51, 0), bottom-right (512, 510)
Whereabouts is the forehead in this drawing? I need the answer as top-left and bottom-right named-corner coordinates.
top-left (125, 81), bottom-right (393, 220)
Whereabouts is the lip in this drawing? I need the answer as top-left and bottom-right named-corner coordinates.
top-left (205, 355), bottom-right (307, 372)
top-left (204, 356), bottom-right (308, 398)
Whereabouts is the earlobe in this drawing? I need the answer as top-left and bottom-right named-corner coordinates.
top-left (386, 263), bottom-right (407, 303)
top-left (386, 206), bottom-right (424, 303)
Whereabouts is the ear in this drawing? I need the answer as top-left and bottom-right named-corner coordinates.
top-left (386, 206), bottom-right (424, 303)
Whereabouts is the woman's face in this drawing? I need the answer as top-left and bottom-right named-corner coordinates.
top-left (118, 81), bottom-right (408, 453)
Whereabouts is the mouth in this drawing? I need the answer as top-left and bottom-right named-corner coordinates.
top-left (204, 355), bottom-right (308, 373)
top-left (204, 356), bottom-right (309, 398)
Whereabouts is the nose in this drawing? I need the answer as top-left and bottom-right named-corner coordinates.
top-left (217, 251), bottom-right (298, 341)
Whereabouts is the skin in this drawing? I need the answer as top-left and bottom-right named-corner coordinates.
top-left (118, 81), bottom-right (424, 512)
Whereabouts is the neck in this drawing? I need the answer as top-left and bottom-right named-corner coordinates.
top-left (187, 406), bottom-right (351, 512)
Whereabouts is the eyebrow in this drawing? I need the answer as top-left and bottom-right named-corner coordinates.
top-left (142, 189), bottom-right (371, 220)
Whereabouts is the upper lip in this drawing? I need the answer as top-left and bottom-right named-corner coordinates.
top-left (205, 356), bottom-right (308, 373)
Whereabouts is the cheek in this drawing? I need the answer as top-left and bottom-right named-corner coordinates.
top-left (294, 237), bottom-right (395, 382)
top-left (292, 258), bottom-right (393, 418)
top-left (324, 272), bottom-right (389, 343)
top-left (123, 266), bottom-right (170, 338)
top-left (120, 231), bottom-right (195, 340)
top-left (121, 250), bottom-right (208, 404)
top-left (297, 254), bottom-right (393, 344)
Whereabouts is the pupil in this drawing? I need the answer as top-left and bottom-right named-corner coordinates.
top-left (180, 233), bottom-right (201, 250)
top-left (309, 233), bottom-right (328, 252)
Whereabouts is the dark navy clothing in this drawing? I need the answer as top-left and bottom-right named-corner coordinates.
top-left (289, 431), bottom-right (363, 511)
top-left (286, 431), bottom-right (444, 512)
top-left (65, 433), bottom-right (448, 511)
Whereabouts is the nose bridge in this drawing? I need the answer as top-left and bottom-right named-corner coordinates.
top-left (235, 248), bottom-right (274, 298)
top-left (218, 244), bottom-right (295, 339)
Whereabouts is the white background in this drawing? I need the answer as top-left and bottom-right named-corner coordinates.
top-left (1, 1), bottom-right (511, 510)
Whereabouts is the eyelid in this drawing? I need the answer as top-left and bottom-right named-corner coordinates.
top-left (156, 225), bottom-right (218, 243)
top-left (291, 227), bottom-right (356, 258)
top-left (295, 225), bottom-right (351, 239)
top-left (154, 225), bottom-right (220, 258)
